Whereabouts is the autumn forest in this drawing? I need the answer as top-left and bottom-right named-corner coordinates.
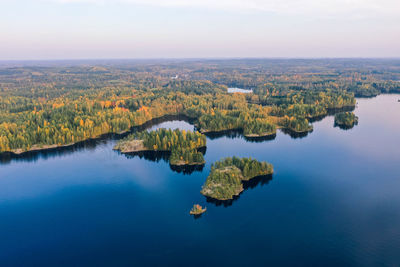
top-left (0, 59), bottom-right (399, 154)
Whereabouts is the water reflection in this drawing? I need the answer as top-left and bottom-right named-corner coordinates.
top-left (192, 213), bottom-right (205, 220)
top-left (327, 106), bottom-right (355, 115)
top-left (308, 115), bottom-right (328, 123)
top-left (2, 94), bottom-right (400, 266)
top-left (307, 106), bottom-right (356, 124)
top-left (170, 164), bottom-right (205, 175)
top-left (334, 123), bottom-right (358, 130)
top-left (244, 134), bottom-right (277, 143)
top-left (202, 129), bottom-right (243, 140)
top-left (205, 174), bottom-right (273, 207)
top-left (0, 115), bottom-right (193, 165)
top-left (280, 129), bottom-right (312, 139)
top-left (121, 147), bottom-right (207, 175)
top-left (0, 106), bottom-right (355, 165)
top-left (203, 129), bottom-right (278, 142)
top-left (0, 138), bottom-right (105, 165)
top-left (123, 151), bottom-right (170, 164)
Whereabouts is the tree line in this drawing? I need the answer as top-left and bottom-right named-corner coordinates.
top-left (116, 128), bottom-right (206, 166)
top-left (2, 60), bottom-right (389, 153)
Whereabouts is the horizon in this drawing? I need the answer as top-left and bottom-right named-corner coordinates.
top-left (1, 57), bottom-right (399, 69)
top-left (1, 56), bottom-right (400, 62)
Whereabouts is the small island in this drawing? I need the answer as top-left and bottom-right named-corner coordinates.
top-left (243, 120), bottom-right (277, 138)
top-left (281, 116), bottom-right (313, 134)
top-left (334, 112), bottom-right (359, 129)
top-left (200, 157), bottom-right (273, 200)
top-left (189, 204), bottom-right (207, 215)
top-left (114, 128), bottom-right (207, 166)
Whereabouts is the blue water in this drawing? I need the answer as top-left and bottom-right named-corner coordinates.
top-left (1, 94), bottom-right (400, 266)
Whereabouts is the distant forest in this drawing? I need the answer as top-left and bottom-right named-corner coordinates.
top-left (0, 59), bottom-right (399, 153)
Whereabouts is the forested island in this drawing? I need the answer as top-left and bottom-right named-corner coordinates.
top-left (334, 112), bottom-right (359, 129)
top-left (114, 128), bottom-right (206, 166)
top-left (200, 157), bottom-right (273, 200)
top-left (0, 59), bottom-right (398, 154)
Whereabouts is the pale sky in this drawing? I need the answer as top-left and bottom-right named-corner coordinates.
top-left (1, 0), bottom-right (399, 60)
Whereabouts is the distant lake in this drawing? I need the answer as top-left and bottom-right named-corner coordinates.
top-left (1, 94), bottom-right (400, 266)
top-left (227, 87), bottom-right (253, 93)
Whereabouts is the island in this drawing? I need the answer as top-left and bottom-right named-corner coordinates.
top-left (200, 157), bottom-right (273, 200)
top-left (243, 120), bottom-right (277, 138)
top-left (114, 128), bottom-right (206, 166)
top-left (189, 204), bottom-right (207, 215)
top-left (1, 59), bottom-right (383, 155)
top-left (334, 112), bottom-right (359, 129)
top-left (281, 116), bottom-right (313, 134)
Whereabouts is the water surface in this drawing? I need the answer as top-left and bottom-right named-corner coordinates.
top-left (1, 94), bottom-right (400, 266)
top-left (227, 87), bottom-right (253, 93)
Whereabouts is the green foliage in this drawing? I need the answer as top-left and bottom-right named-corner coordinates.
top-left (212, 156), bottom-right (274, 180)
top-left (163, 80), bottom-right (226, 95)
top-left (115, 128), bottom-right (206, 166)
top-left (243, 120), bottom-right (276, 136)
top-left (281, 116), bottom-right (313, 133)
top-left (198, 112), bottom-right (240, 132)
top-left (3, 59), bottom-right (393, 153)
top-left (201, 157), bottom-right (273, 200)
top-left (334, 112), bottom-right (359, 128)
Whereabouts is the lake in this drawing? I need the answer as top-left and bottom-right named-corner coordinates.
top-left (1, 94), bottom-right (400, 266)
top-left (227, 87), bottom-right (253, 93)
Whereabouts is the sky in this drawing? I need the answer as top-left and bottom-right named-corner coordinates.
top-left (0, 0), bottom-right (399, 60)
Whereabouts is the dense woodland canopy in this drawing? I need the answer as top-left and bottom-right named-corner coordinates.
top-left (200, 157), bottom-right (274, 200)
top-left (114, 128), bottom-right (206, 166)
top-left (334, 112), bottom-right (359, 129)
top-left (0, 59), bottom-right (398, 153)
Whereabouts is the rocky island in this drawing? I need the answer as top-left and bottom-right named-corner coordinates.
top-left (189, 204), bottom-right (207, 215)
top-left (201, 157), bottom-right (273, 200)
top-left (114, 128), bottom-right (207, 166)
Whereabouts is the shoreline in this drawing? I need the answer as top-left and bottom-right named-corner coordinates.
top-left (0, 103), bottom-right (359, 156)
top-left (243, 132), bottom-right (276, 138)
top-left (1, 114), bottom-right (194, 156)
top-left (201, 173), bottom-right (274, 201)
top-left (169, 160), bottom-right (206, 167)
top-left (114, 140), bottom-right (207, 167)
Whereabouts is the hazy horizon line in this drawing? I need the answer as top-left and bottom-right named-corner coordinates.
top-left (1, 56), bottom-right (400, 62)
